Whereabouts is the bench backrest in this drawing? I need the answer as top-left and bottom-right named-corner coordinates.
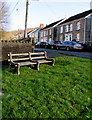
top-left (8, 52), bottom-right (30, 62)
top-left (8, 51), bottom-right (47, 62)
top-left (29, 51), bottom-right (47, 60)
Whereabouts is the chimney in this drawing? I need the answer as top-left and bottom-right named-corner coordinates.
top-left (40, 24), bottom-right (44, 28)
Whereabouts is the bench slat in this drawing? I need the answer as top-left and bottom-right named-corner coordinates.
top-left (37, 60), bottom-right (53, 63)
top-left (12, 61), bottom-right (37, 66)
top-left (31, 56), bottom-right (45, 60)
top-left (8, 53), bottom-right (29, 56)
top-left (11, 58), bottom-right (29, 61)
top-left (30, 52), bottom-right (45, 55)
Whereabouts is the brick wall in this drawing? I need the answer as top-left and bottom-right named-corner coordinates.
top-left (1, 40), bottom-right (34, 61)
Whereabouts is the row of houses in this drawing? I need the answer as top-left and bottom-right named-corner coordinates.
top-left (27, 9), bottom-right (92, 47)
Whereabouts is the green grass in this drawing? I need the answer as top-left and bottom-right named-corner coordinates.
top-left (2, 57), bottom-right (92, 119)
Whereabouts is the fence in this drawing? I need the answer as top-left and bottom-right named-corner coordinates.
top-left (0, 40), bottom-right (34, 61)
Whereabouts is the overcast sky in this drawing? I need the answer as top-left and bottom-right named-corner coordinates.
top-left (3, 0), bottom-right (92, 31)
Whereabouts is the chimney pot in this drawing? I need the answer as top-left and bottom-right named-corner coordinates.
top-left (40, 24), bottom-right (44, 28)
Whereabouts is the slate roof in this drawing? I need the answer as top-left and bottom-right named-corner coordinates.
top-left (27, 28), bottom-right (41, 34)
top-left (41, 19), bottom-right (63, 30)
top-left (59, 9), bottom-right (92, 25)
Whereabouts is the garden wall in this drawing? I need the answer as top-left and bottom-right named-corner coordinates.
top-left (0, 40), bottom-right (34, 61)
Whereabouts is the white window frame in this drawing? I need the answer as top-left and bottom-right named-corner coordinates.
top-left (44, 31), bottom-right (47, 36)
top-left (41, 39), bottom-right (43, 42)
top-left (60, 26), bottom-right (63, 33)
top-left (44, 30), bottom-right (48, 36)
top-left (49, 29), bottom-right (51, 35)
top-left (65, 34), bottom-right (69, 41)
top-left (49, 37), bottom-right (52, 42)
top-left (46, 30), bottom-right (48, 36)
top-left (70, 24), bottom-right (73, 31)
top-left (76, 33), bottom-right (80, 41)
top-left (76, 21), bottom-right (80, 30)
top-left (65, 33), bottom-right (72, 41)
top-left (41, 31), bottom-right (43, 37)
top-left (65, 25), bottom-right (69, 32)
top-left (44, 37), bottom-right (48, 42)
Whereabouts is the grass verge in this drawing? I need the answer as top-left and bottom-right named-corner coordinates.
top-left (2, 57), bottom-right (92, 119)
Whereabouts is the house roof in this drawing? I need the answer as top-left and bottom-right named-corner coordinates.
top-left (41, 19), bottom-right (63, 30)
top-left (27, 28), bottom-right (41, 34)
top-left (59, 9), bottom-right (92, 25)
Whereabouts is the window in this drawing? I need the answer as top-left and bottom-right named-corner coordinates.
top-left (76, 33), bottom-right (80, 41)
top-left (76, 21), bottom-right (80, 30)
top-left (41, 39), bottom-right (43, 42)
top-left (49, 29), bottom-right (51, 35)
top-left (49, 38), bottom-right (52, 42)
top-left (70, 24), bottom-right (73, 31)
top-left (41, 31), bottom-right (43, 37)
top-left (65, 25), bottom-right (69, 32)
top-left (44, 30), bottom-right (48, 36)
top-left (65, 34), bottom-right (69, 41)
top-left (44, 31), bottom-right (46, 36)
top-left (65, 33), bottom-right (72, 41)
top-left (44, 37), bottom-right (48, 42)
top-left (60, 26), bottom-right (63, 33)
top-left (46, 30), bottom-right (48, 36)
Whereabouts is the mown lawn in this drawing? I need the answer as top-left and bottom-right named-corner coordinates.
top-left (1, 57), bottom-right (92, 119)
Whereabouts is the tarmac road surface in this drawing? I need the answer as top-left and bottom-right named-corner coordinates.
top-left (35, 48), bottom-right (92, 59)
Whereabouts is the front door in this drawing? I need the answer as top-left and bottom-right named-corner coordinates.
top-left (65, 34), bottom-right (69, 41)
top-left (65, 34), bottom-right (72, 41)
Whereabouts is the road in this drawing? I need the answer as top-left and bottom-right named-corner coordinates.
top-left (35, 48), bottom-right (92, 59)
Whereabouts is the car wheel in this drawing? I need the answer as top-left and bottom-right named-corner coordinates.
top-left (51, 46), bottom-right (53, 49)
top-left (44, 45), bottom-right (47, 49)
top-left (56, 46), bottom-right (59, 50)
top-left (66, 47), bottom-right (70, 51)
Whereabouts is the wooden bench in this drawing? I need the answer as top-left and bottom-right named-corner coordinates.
top-left (29, 51), bottom-right (55, 71)
top-left (8, 52), bottom-right (38, 75)
top-left (8, 51), bottom-right (55, 74)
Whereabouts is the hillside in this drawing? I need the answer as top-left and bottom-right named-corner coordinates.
top-left (0, 28), bottom-right (35, 40)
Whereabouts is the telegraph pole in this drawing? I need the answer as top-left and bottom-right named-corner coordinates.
top-left (24, 0), bottom-right (29, 38)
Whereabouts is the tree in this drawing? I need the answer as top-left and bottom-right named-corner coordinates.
top-left (0, 0), bottom-right (8, 40)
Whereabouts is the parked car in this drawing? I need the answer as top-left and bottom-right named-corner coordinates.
top-left (46, 41), bottom-right (62, 49)
top-left (35, 42), bottom-right (47, 48)
top-left (56, 41), bottom-right (83, 51)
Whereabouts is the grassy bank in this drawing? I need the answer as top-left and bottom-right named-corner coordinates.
top-left (2, 57), bottom-right (92, 119)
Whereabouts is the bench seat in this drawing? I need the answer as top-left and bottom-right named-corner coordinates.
top-left (11, 61), bottom-right (37, 66)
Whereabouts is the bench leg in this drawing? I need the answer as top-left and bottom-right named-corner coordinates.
top-left (37, 62), bottom-right (40, 71)
top-left (9, 63), bottom-right (11, 71)
top-left (34, 64), bottom-right (37, 69)
top-left (17, 64), bottom-right (20, 75)
top-left (52, 59), bottom-right (55, 66)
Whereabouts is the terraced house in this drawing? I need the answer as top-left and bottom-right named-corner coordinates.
top-left (39, 9), bottom-right (92, 47)
top-left (40, 19), bottom-right (63, 42)
top-left (27, 24), bottom-right (44, 43)
top-left (58, 9), bottom-right (92, 46)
